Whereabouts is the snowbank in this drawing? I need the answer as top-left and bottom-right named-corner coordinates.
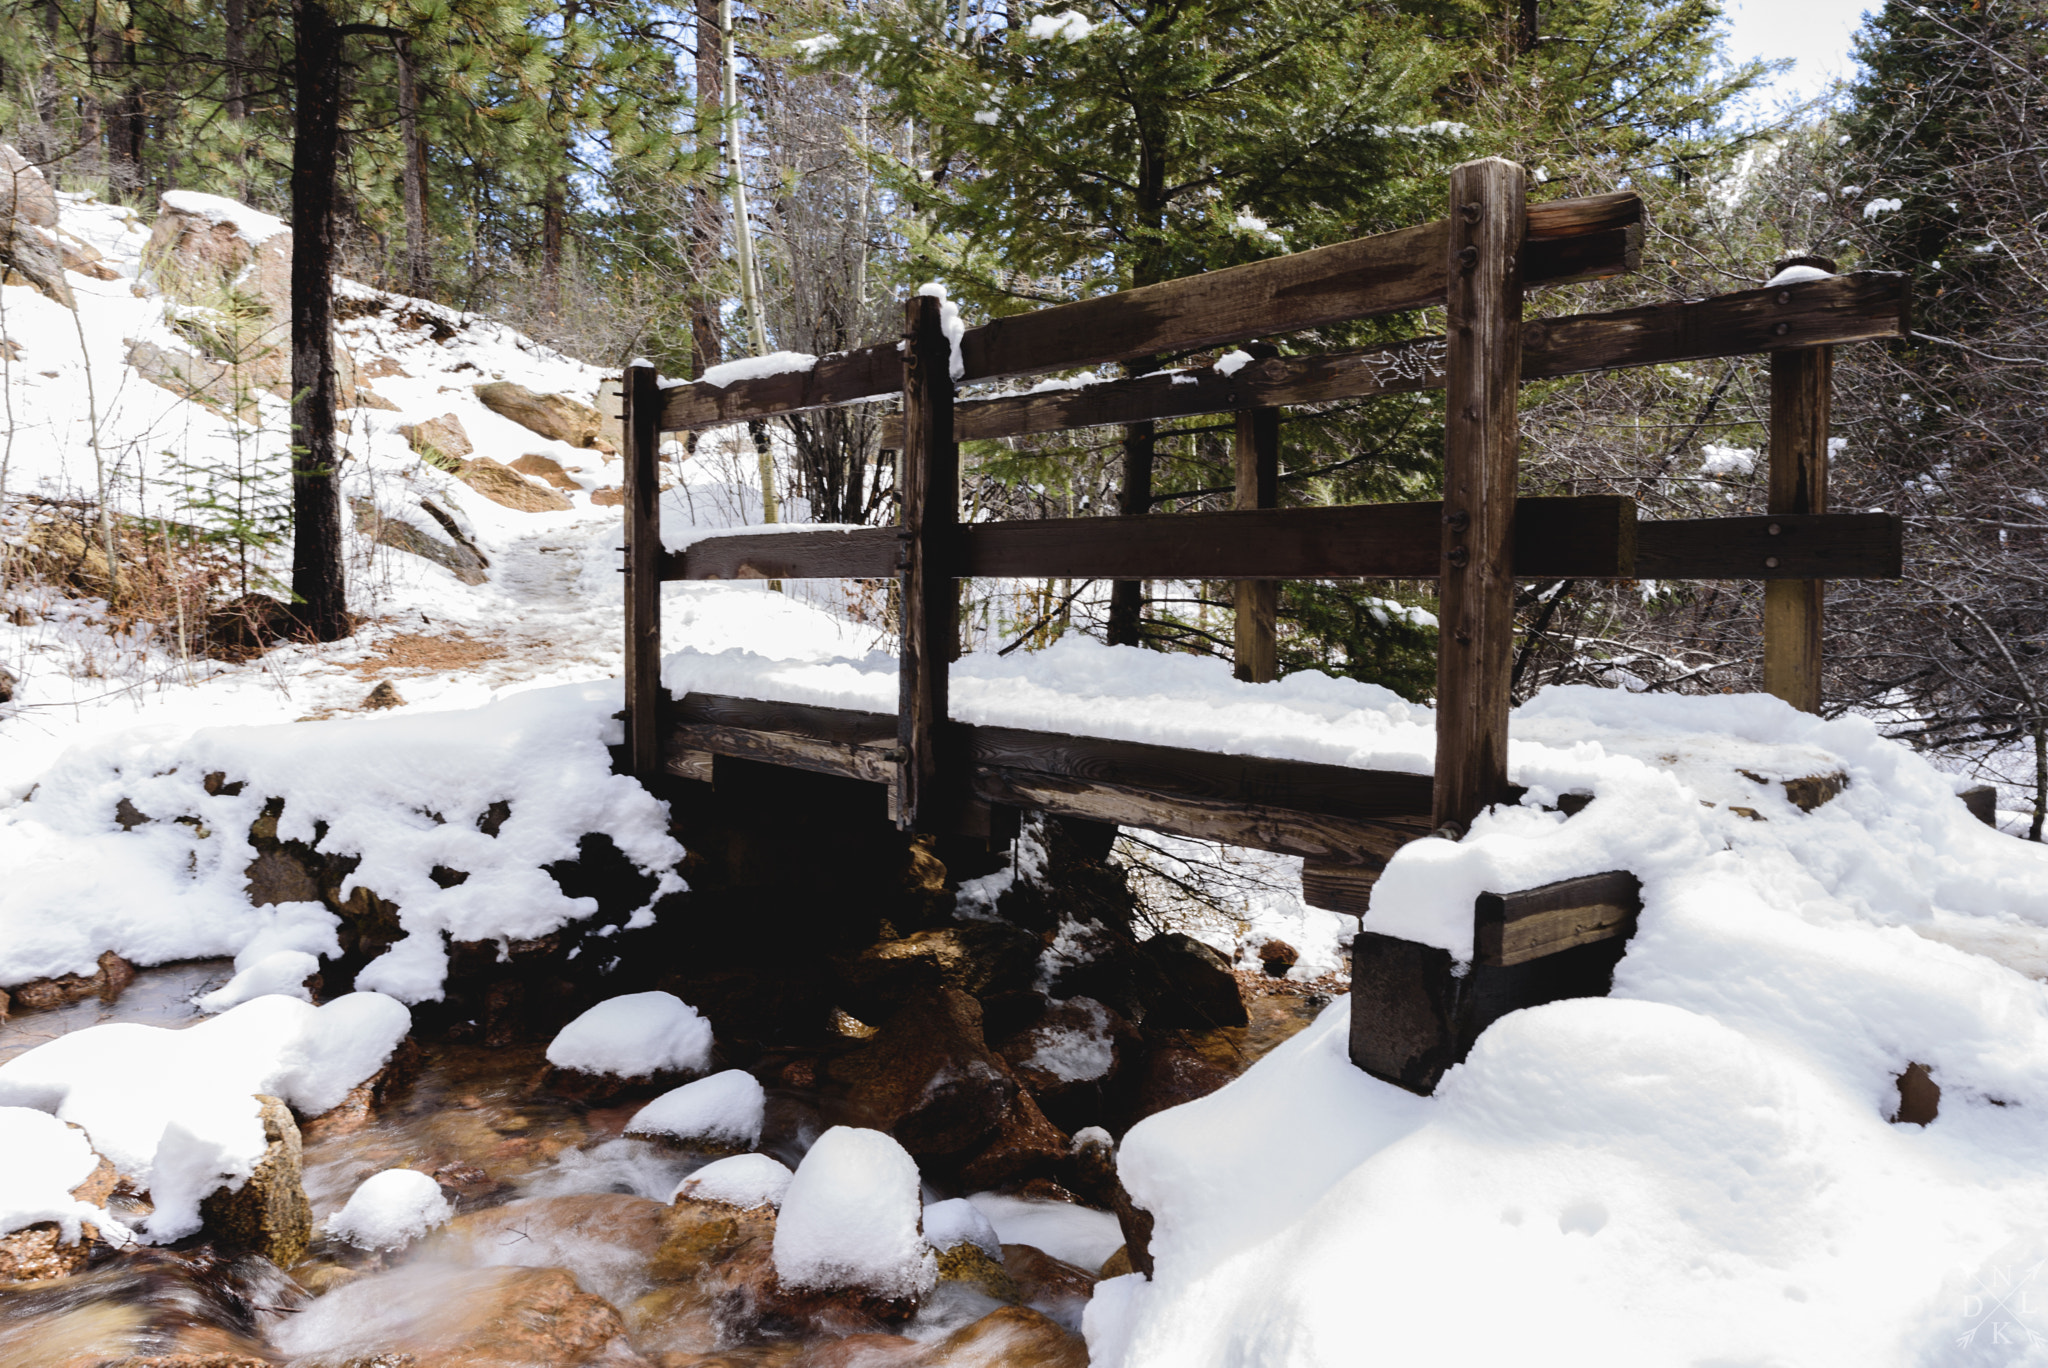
top-left (672, 1152), bottom-right (793, 1210)
top-left (1087, 690), bottom-right (2048, 1367)
top-left (626, 1069), bottom-right (764, 1148)
top-left (547, 991), bottom-right (714, 1078)
top-left (326, 1168), bottom-right (453, 1250)
top-left (0, 681), bottom-right (684, 1001)
top-left (773, 1127), bottom-right (937, 1299)
top-left (0, 1107), bottom-right (126, 1245)
top-left (0, 991), bottom-right (411, 1242)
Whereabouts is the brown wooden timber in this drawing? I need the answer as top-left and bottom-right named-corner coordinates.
top-left (1232, 360), bottom-right (1281, 682)
top-left (1473, 870), bottom-right (1644, 968)
top-left (622, 362), bottom-right (663, 778)
top-left (1635, 512), bottom-right (1898, 579)
top-left (1300, 856), bottom-right (1389, 914)
top-left (659, 192), bottom-right (1642, 433)
top-left (1765, 343), bottom-right (1832, 712)
top-left (664, 498), bottom-right (1636, 584)
top-left (1433, 157), bottom-right (1525, 833)
top-left (897, 295), bottom-right (960, 832)
top-left (879, 272), bottom-right (1908, 448)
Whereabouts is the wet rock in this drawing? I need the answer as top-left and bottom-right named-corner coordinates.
top-left (923, 1305), bottom-right (1087, 1367)
top-left (934, 1242), bottom-right (1020, 1303)
top-left (993, 995), bottom-right (1136, 1135)
top-left (838, 925), bottom-right (1041, 1021)
top-left (510, 453), bottom-right (581, 489)
top-left (1060, 1128), bottom-right (1119, 1211)
top-left (1115, 1038), bottom-right (1237, 1131)
top-left (279, 1264), bottom-right (635, 1367)
top-left (7, 950), bottom-right (139, 1014)
top-left (456, 455), bottom-right (575, 513)
top-left (352, 497), bottom-right (489, 586)
top-left (0, 1147), bottom-right (112, 1278)
top-left (794, 1335), bottom-right (926, 1367)
top-left (199, 1095), bottom-right (313, 1267)
top-left (0, 1247), bottom-right (307, 1364)
top-left (362, 680), bottom-right (406, 710)
top-left (998, 1244), bottom-right (1095, 1325)
top-left (1256, 939), bottom-right (1300, 977)
top-left (400, 413), bottom-right (473, 469)
top-left (1097, 1244), bottom-right (1133, 1278)
top-left (473, 380), bottom-right (603, 448)
top-left (1138, 933), bottom-right (1247, 1029)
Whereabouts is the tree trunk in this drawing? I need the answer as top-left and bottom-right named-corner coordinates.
top-left (289, 0), bottom-right (348, 641)
top-left (538, 0), bottom-right (579, 316)
top-left (689, 0), bottom-right (724, 378)
top-left (1516, 0), bottom-right (1538, 54)
top-left (1106, 121), bottom-right (1168, 648)
top-left (225, 0), bottom-right (247, 120)
top-left (396, 40), bottom-right (430, 297)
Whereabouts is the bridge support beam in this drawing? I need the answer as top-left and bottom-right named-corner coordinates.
top-left (623, 361), bottom-right (664, 779)
top-left (1765, 338), bottom-right (1832, 713)
top-left (897, 293), bottom-right (961, 831)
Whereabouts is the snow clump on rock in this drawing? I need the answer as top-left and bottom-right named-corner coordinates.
top-left (771, 1126), bottom-right (936, 1300)
top-left (671, 1153), bottom-right (794, 1211)
top-left (327, 1168), bottom-right (454, 1251)
top-left (545, 991), bottom-right (714, 1079)
top-left (626, 1069), bottom-right (765, 1149)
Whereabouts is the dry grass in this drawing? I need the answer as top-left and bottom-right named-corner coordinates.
top-left (349, 630), bottom-right (507, 677)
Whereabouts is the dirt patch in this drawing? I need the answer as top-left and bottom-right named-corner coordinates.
top-left (350, 631), bottom-right (506, 677)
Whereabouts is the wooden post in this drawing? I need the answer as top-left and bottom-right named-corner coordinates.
top-left (897, 294), bottom-right (960, 831)
top-left (1432, 158), bottom-right (1525, 832)
top-left (1232, 412), bottom-right (1281, 683)
top-left (1764, 344), bottom-right (1831, 713)
top-left (622, 362), bottom-right (664, 779)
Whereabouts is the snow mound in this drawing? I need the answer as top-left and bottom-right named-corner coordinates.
top-left (967, 1192), bottom-right (1125, 1272)
top-left (672, 1153), bottom-right (793, 1210)
top-left (0, 991), bottom-right (410, 1242)
top-left (326, 1168), bottom-right (453, 1251)
top-left (626, 1070), bottom-right (764, 1149)
top-left (772, 1127), bottom-right (937, 1299)
top-left (547, 991), bottom-right (714, 1079)
top-left (697, 350), bottom-right (818, 388)
top-left (196, 950), bottom-right (320, 1012)
top-left (923, 1197), bottom-right (1003, 1258)
top-left (0, 1107), bottom-right (128, 1245)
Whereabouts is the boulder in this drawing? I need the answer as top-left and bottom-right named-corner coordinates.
top-left (1138, 933), bottom-right (1247, 1029)
top-left (0, 1147), bottom-right (118, 1282)
top-left (142, 194), bottom-right (292, 396)
top-left (362, 680), bottom-right (405, 710)
top-left (456, 456), bottom-right (574, 513)
top-left (126, 337), bottom-right (259, 420)
top-left (7, 950), bottom-right (139, 1014)
top-left (198, 1094), bottom-right (313, 1267)
top-left (0, 144), bottom-right (59, 229)
top-left (474, 380), bottom-right (603, 448)
top-left (1256, 938), bottom-right (1300, 977)
top-left (999, 1244), bottom-right (1096, 1325)
top-left (400, 412), bottom-right (473, 469)
top-left (935, 1241), bottom-right (1021, 1302)
top-left (2, 219), bottom-right (75, 306)
top-left (839, 925), bottom-right (1041, 1021)
top-left (510, 453), bottom-right (581, 490)
top-left (352, 497), bottom-right (488, 586)
top-left (923, 1305), bottom-right (1088, 1367)
top-left (279, 1264), bottom-right (634, 1368)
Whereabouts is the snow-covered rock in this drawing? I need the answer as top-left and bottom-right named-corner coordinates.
top-left (671, 1152), bottom-right (793, 1211)
top-left (772, 1126), bottom-right (936, 1302)
top-left (0, 1105), bottom-right (127, 1277)
top-left (546, 991), bottom-right (715, 1080)
top-left (625, 1069), bottom-right (765, 1150)
top-left (327, 1168), bottom-right (453, 1251)
top-left (923, 1196), bottom-right (1003, 1258)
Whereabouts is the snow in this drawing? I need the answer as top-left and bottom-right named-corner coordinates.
top-left (1864, 196), bottom-right (1903, 220)
top-left (697, 350), bottom-right (819, 389)
top-left (915, 282), bottom-right (967, 381)
top-left (546, 991), bottom-right (715, 1079)
top-left (1765, 263), bottom-right (1835, 287)
top-left (158, 189), bottom-right (289, 245)
top-left (793, 33), bottom-right (840, 57)
top-left (1025, 9), bottom-right (1097, 40)
top-left (772, 1126), bottom-right (937, 1299)
top-left (672, 1152), bottom-right (794, 1210)
top-left (625, 1069), bottom-right (765, 1149)
top-left (0, 1106), bottom-right (128, 1245)
top-left (966, 1192), bottom-right (1125, 1271)
top-left (195, 949), bottom-right (320, 1012)
top-left (1213, 350), bottom-right (1254, 376)
top-left (923, 1197), bottom-right (1004, 1258)
top-left (0, 991), bottom-right (411, 1241)
top-left (1698, 442), bottom-right (1757, 476)
top-left (326, 1167), bottom-right (453, 1250)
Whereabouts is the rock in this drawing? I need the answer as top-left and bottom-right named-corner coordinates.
top-left (0, 1247), bottom-right (305, 1363)
top-left (0, 1150), bottom-right (117, 1281)
top-left (839, 926), bottom-right (1042, 1021)
top-left (126, 336), bottom-right (255, 418)
top-left (282, 1264), bottom-right (634, 1368)
top-left (591, 486), bottom-right (625, 507)
top-left (7, 950), bottom-right (139, 1014)
top-left (198, 1095), bottom-right (313, 1267)
top-left (400, 412), bottom-right (473, 469)
top-left (456, 456), bottom-right (575, 513)
top-left (1, 220), bottom-right (74, 306)
top-left (1138, 933), bottom-right (1248, 1029)
top-left (999, 1244), bottom-right (1096, 1321)
top-left (1, 144), bottom-right (59, 229)
top-left (473, 380), bottom-right (603, 448)
top-left (1116, 1039), bottom-right (1236, 1130)
top-left (1256, 938), bottom-right (1299, 977)
top-left (797, 1334), bottom-right (927, 1367)
top-left (352, 497), bottom-right (489, 586)
top-left (142, 193), bottom-right (303, 401)
top-left (0, 664), bottom-right (13, 704)
top-left (1097, 1244), bottom-right (1133, 1278)
top-left (923, 1305), bottom-right (1088, 1367)
top-left (934, 1242), bottom-right (1021, 1303)
top-left (510, 453), bottom-right (581, 489)
top-left (362, 680), bottom-right (405, 710)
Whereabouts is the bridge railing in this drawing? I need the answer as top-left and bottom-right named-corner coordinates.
top-left (617, 157), bottom-right (1910, 1093)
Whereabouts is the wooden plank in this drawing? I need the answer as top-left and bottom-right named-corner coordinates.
top-left (1433, 158), bottom-right (1525, 833)
top-left (898, 294), bottom-right (961, 832)
top-left (664, 526), bottom-right (901, 581)
top-left (879, 272), bottom-right (1908, 448)
top-left (1635, 512), bottom-right (1898, 579)
top-left (1233, 388), bottom-right (1281, 683)
top-left (673, 692), bottom-right (899, 745)
top-left (660, 192), bottom-right (1642, 433)
top-left (1765, 341), bottom-right (1832, 712)
top-left (1473, 870), bottom-right (1643, 968)
top-left (1350, 931), bottom-right (1474, 1093)
top-left (1301, 856), bottom-right (1387, 914)
top-left (622, 363), bottom-right (664, 779)
top-left (666, 721), bottom-right (897, 786)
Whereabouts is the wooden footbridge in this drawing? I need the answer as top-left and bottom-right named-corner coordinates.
top-left (617, 158), bottom-right (1907, 1094)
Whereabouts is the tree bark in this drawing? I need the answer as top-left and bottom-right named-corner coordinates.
top-left (1517, 0), bottom-right (1538, 55)
top-left (688, 0), bottom-right (725, 379)
top-left (289, 0), bottom-right (349, 640)
top-left (225, 0), bottom-right (247, 120)
top-left (538, 0), bottom-right (579, 315)
top-left (1106, 119), bottom-right (1169, 647)
top-left (395, 40), bottom-right (430, 297)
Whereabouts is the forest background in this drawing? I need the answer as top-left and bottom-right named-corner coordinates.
top-left (1, 0), bottom-right (2044, 834)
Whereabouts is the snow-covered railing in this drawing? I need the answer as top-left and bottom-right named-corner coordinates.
top-left (615, 159), bottom-right (1913, 1095)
